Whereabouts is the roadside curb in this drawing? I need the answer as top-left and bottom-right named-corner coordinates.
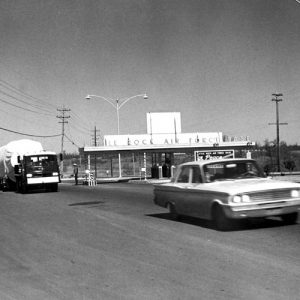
top-left (128, 179), bottom-right (171, 185)
top-left (60, 177), bottom-right (171, 185)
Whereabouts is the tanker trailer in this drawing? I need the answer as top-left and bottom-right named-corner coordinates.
top-left (0, 140), bottom-right (60, 193)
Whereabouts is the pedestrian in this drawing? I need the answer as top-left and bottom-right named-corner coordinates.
top-left (73, 163), bottom-right (78, 185)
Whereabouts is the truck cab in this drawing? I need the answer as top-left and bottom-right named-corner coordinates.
top-left (14, 151), bottom-right (60, 193)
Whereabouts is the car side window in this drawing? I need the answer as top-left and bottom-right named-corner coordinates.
top-left (177, 166), bottom-right (190, 183)
top-left (192, 166), bottom-right (202, 183)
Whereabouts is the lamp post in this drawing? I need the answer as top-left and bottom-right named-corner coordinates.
top-left (85, 94), bottom-right (148, 135)
top-left (85, 93), bottom-right (148, 177)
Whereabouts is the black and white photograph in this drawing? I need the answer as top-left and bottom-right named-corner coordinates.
top-left (0, 1), bottom-right (299, 299)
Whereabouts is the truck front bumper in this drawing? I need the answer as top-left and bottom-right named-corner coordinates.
top-left (27, 176), bottom-right (60, 185)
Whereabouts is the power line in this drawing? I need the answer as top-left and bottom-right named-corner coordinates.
top-left (68, 114), bottom-right (91, 133)
top-left (65, 134), bottom-right (80, 148)
top-left (0, 96), bottom-right (53, 115)
top-left (0, 78), bottom-right (57, 109)
top-left (69, 110), bottom-right (92, 129)
top-left (0, 126), bottom-right (61, 138)
top-left (0, 84), bottom-right (54, 112)
top-left (67, 121), bottom-right (91, 137)
top-left (66, 126), bottom-right (85, 147)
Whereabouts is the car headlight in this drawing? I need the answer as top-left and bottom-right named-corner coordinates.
top-left (241, 195), bottom-right (251, 202)
top-left (291, 190), bottom-right (300, 198)
top-left (52, 172), bottom-right (59, 176)
top-left (232, 194), bottom-right (251, 203)
top-left (26, 174), bottom-right (33, 178)
top-left (232, 195), bottom-right (242, 203)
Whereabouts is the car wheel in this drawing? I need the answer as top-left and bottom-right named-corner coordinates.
top-left (213, 204), bottom-right (232, 231)
top-left (167, 202), bottom-right (180, 221)
top-left (281, 212), bottom-right (298, 225)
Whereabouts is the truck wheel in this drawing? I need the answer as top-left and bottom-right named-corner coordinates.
top-left (51, 183), bottom-right (58, 192)
top-left (16, 180), bottom-right (21, 193)
top-left (281, 212), bottom-right (298, 225)
top-left (212, 204), bottom-right (232, 231)
top-left (21, 182), bottom-right (27, 194)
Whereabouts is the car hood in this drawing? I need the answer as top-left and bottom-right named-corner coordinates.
top-left (200, 178), bottom-right (300, 195)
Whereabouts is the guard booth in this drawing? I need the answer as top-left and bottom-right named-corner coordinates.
top-left (80, 112), bottom-right (255, 179)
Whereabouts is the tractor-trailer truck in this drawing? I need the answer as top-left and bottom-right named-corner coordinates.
top-left (0, 139), bottom-right (60, 193)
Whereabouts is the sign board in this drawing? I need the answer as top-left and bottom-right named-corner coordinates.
top-left (147, 112), bottom-right (181, 134)
top-left (104, 132), bottom-right (222, 147)
top-left (194, 150), bottom-right (235, 161)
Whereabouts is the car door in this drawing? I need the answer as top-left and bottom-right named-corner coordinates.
top-left (173, 165), bottom-right (206, 217)
top-left (173, 165), bottom-right (193, 215)
top-left (183, 166), bottom-right (208, 218)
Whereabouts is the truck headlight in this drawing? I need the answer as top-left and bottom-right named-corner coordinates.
top-left (26, 174), bottom-right (33, 178)
top-left (291, 190), bottom-right (300, 198)
top-left (52, 172), bottom-right (59, 176)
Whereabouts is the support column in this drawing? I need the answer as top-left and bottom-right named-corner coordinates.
top-left (118, 153), bottom-right (122, 177)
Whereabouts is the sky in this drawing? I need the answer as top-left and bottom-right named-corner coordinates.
top-left (0, 0), bottom-right (300, 153)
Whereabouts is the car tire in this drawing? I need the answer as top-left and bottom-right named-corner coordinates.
top-left (213, 204), bottom-right (232, 231)
top-left (167, 202), bottom-right (180, 221)
top-left (281, 212), bottom-right (298, 225)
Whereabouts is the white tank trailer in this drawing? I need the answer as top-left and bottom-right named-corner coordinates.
top-left (0, 139), bottom-right (60, 193)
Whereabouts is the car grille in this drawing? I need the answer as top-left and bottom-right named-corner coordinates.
top-left (248, 189), bottom-right (293, 202)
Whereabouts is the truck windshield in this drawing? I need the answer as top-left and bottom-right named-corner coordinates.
top-left (25, 155), bottom-right (58, 173)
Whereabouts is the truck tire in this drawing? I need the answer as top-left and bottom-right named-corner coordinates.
top-left (21, 181), bottom-right (27, 194)
top-left (50, 183), bottom-right (58, 192)
top-left (16, 179), bottom-right (22, 193)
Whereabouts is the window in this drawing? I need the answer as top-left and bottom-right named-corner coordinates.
top-left (203, 160), bottom-right (263, 182)
top-left (177, 166), bottom-right (190, 183)
top-left (192, 166), bottom-right (202, 183)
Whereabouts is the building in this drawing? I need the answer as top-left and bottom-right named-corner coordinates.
top-left (80, 112), bottom-right (254, 178)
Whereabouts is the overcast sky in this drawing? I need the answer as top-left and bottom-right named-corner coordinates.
top-left (0, 0), bottom-right (299, 153)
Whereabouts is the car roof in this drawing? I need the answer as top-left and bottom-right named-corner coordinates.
top-left (180, 158), bottom-right (255, 167)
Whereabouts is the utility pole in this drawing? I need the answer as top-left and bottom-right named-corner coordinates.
top-left (91, 125), bottom-right (101, 147)
top-left (57, 106), bottom-right (70, 174)
top-left (91, 125), bottom-right (101, 179)
top-left (268, 93), bottom-right (287, 172)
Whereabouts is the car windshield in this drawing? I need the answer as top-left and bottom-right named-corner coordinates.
top-left (203, 161), bottom-right (264, 182)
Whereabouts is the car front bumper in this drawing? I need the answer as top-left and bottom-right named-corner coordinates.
top-left (223, 199), bottom-right (300, 219)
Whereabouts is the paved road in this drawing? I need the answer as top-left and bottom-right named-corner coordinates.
top-left (0, 183), bottom-right (299, 300)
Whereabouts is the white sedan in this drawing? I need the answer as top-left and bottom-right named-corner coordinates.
top-left (153, 158), bottom-right (300, 230)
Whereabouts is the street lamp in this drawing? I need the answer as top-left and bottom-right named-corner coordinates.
top-left (85, 93), bottom-right (148, 135)
top-left (84, 93), bottom-right (148, 178)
